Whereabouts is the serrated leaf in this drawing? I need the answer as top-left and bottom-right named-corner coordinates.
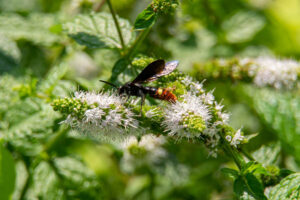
top-left (0, 13), bottom-right (62, 46)
top-left (240, 85), bottom-right (300, 165)
top-left (63, 12), bottom-right (135, 49)
top-left (3, 98), bottom-right (60, 156)
top-left (25, 161), bottom-right (65, 200)
top-left (222, 11), bottom-right (265, 43)
top-left (269, 173), bottom-right (300, 200)
top-left (53, 156), bottom-right (101, 198)
top-left (0, 143), bottom-right (16, 200)
top-left (252, 142), bottom-right (281, 166)
top-left (134, 6), bottom-right (157, 30)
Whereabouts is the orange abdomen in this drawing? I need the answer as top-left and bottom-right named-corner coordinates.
top-left (151, 88), bottom-right (177, 103)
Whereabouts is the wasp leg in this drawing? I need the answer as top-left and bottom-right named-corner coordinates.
top-left (140, 94), bottom-right (145, 116)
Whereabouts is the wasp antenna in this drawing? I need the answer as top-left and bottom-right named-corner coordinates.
top-left (99, 80), bottom-right (117, 88)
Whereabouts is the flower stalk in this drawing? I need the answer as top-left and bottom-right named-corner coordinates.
top-left (106, 0), bottom-right (126, 52)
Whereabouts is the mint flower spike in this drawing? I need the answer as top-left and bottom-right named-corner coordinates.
top-left (198, 56), bottom-right (300, 89)
top-left (163, 91), bottom-right (211, 139)
top-left (60, 91), bottom-right (138, 136)
top-left (161, 75), bottom-right (243, 157)
top-left (244, 57), bottom-right (300, 89)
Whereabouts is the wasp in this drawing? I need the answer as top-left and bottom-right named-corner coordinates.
top-left (100, 59), bottom-right (178, 112)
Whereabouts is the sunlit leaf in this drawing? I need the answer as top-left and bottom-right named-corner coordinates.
top-left (269, 173), bottom-right (300, 200)
top-left (252, 142), bottom-right (281, 166)
top-left (25, 161), bottom-right (64, 199)
top-left (134, 6), bottom-right (157, 30)
top-left (222, 11), bottom-right (265, 43)
top-left (240, 85), bottom-right (300, 165)
top-left (0, 13), bottom-right (62, 46)
top-left (63, 12), bottom-right (135, 49)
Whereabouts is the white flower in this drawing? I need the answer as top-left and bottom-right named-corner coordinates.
top-left (225, 135), bottom-right (232, 142)
top-left (230, 129), bottom-right (244, 147)
top-left (74, 91), bottom-right (124, 108)
top-left (63, 91), bottom-right (138, 137)
top-left (181, 76), bottom-right (204, 94)
top-left (163, 92), bottom-right (211, 138)
top-left (200, 91), bottom-right (215, 105)
top-left (244, 57), bottom-right (300, 89)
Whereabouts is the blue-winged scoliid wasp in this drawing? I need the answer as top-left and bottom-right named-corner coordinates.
top-left (100, 59), bottom-right (179, 112)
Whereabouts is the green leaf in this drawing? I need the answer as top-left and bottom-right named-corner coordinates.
top-left (240, 85), bottom-right (300, 165)
top-left (234, 176), bottom-right (256, 200)
top-left (221, 167), bottom-right (239, 179)
top-left (53, 156), bottom-right (101, 199)
top-left (245, 173), bottom-right (267, 200)
top-left (222, 11), bottom-right (265, 43)
top-left (0, 34), bottom-right (21, 72)
top-left (3, 97), bottom-right (60, 155)
top-left (110, 58), bottom-right (129, 82)
top-left (252, 142), bottom-right (281, 166)
top-left (269, 173), bottom-right (300, 200)
top-left (0, 143), bottom-right (16, 200)
top-left (25, 161), bottom-right (65, 200)
top-left (63, 12), bottom-right (135, 49)
top-left (242, 161), bottom-right (268, 176)
top-left (134, 6), bottom-right (157, 30)
top-left (0, 13), bottom-right (62, 46)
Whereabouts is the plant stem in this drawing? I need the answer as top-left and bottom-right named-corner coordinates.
top-left (107, 0), bottom-right (126, 51)
top-left (220, 131), bottom-right (245, 170)
top-left (126, 27), bottom-right (152, 60)
top-left (94, 0), bottom-right (106, 12)
top-left (241, 148), bottom-right (255, 161)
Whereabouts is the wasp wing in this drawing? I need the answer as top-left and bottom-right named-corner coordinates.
top-left (132, 60), bottom-right (179, 84)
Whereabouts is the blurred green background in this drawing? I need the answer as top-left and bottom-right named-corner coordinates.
top-left (0, 0), bottom-right (299, 199)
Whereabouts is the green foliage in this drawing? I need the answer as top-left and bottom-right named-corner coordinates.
top-left (0, 143), bottom-right (16, 200)
top-left (0, 0), bottom-right (300, 199)
top-left (63, 13), bottom-right (135, 49)
top-left (134, 6), bottom-right (158, 30)
top-left (269, 173), bottom-right (300, 200)
top-left (240, 85), bottom-right (300, 165)
top-left (134, 0), bottom-right (178, 30)
top-left (0, 13), bottom-right (62, 46)
top-left (0, 35), bottom-right (21, 71)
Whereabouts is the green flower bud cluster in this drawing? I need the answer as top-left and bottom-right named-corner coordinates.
top-left (132, 56), bottom-right (156, 70)
top-left (52, 97), bottom-right (94, 119)
top-left (181, 113), bottom-right (206, 137)
top-left (193, 57), bottom-right (300, 89)
top-left (128, 144), bottom-right (148, 159)
top-left (262, 166), bottom-right (281, 186)
top-left (193, 58), bottom-right (250, 81)
top-left (151, 0), bottom-right (179, 14)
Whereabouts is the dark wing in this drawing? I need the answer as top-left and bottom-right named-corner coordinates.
top-left (132, 59), bottom-right (179, 84)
